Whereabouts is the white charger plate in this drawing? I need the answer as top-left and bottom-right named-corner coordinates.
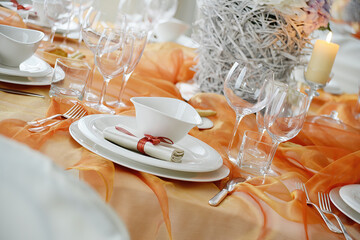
top-left (70, 121), bottom-right (229, 182)
top-left (0, 55), bottom-right (52, 77)
top-left (339, 184), bottom-right (360, 214)
top-left (330, 187), bottom-right (360, 224)
top-left (0, 65), bottom-right (64, 86)
top-left (78, 114), bottom-right (223, 173)
top-left (0, 135), bottom-right (129, 240)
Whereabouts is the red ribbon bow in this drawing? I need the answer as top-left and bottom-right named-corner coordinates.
top-left (115, 126), bottom-right (174, 155)
top-left (11, 0), bottom-right (31, 10)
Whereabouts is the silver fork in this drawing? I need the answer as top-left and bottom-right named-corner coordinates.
top-left (295, 182), bottom-right (342, 233)
top-left (318, 192), bottom-right (352, 240)
top-left (27, 103), bottom-right (83, 126)
top-left (28, 106), bottom-right (87, 133)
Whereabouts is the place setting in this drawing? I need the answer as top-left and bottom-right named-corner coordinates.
top-left (0, 24), bottom-right (58, 86)
top-left (69, 96), bottom-right (230, 182)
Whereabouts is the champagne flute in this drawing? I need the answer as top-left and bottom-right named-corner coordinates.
top-left (263, 88), bottom-right (308, 172)
top-left (224, 62), bottom-right (272, 163)
top-left (93, 28), bottom-right (133, 114)
top-left (44, 0), bottom-right (74, 44)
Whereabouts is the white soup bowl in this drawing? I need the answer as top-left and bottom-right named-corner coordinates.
top-left (130, 97), bottom-right (202, 142)
top-left (0, 25), bottom-right (44, 67)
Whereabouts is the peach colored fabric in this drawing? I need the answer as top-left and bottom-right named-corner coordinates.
top-left (0, 7), bottom-right (27, 28)
top-left (0, 9), bottom-right (360, 239)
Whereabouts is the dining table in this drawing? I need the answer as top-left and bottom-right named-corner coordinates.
top-left (1, 7), bottom-right (360, 240)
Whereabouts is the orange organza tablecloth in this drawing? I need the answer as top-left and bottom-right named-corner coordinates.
top-left (1, 8), bottom-right (360, 240)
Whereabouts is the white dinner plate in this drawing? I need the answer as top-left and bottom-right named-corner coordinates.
top-left (0, 135), bottom-right (129, 240)
top-left (330, 187), bottom-right (360, 224)
top-left (0, 65), bottom-right (64, 86)
top-left (339, 184), bottom-right (360, 214)
top-left (70, 121), bottom-right (229, 182)
top-left (78, 114), bottom-right (223, 173)
top-left (0, 55), bottom-right (52, 77)
top-left (27, 19), bottom-right (80, 33)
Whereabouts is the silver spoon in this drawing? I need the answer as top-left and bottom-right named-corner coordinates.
top-left (208, 177), bottom-right (246, 206)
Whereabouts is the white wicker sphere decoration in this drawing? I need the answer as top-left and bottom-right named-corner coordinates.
top-left (192, 0), bottom-right (310, 94)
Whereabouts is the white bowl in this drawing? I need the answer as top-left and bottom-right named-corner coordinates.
top-left (0, 25), bottom-right (44, 67)
top-left (155, 18), bottom-right (189, 42)
top-left (130, 97), bottom-right (202, 142)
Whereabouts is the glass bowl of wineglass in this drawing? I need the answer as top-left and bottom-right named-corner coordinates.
top-left (224, 62), bottom-right (272, 163)
top-left (44, 0), bottom-right (73, 44)
top-left (263, 88), bottom-right (308, 173)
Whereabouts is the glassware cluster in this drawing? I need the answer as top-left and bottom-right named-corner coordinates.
top-left (41, 0), bottom-right (179, 113)
top-left (224, 62), bottom-right (309, 178)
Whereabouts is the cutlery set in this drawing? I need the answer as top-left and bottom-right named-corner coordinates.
top-left (27, 102), bottom-right (87, 133)
top-left (209, 180), bottom-right (353, 238)
top-left (296, 183), bottom-right (352, 239)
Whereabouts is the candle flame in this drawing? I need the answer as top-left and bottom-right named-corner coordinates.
top-left (326, 32), bottom-right (333, 43)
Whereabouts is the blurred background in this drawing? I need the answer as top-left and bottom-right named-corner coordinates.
top-left (0, 0), bottom-right (359, 93)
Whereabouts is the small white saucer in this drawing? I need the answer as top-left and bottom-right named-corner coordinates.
top-left (339, 184), bottom-right (360, 214)
top-left (0, 55), bottom-right (52, 77)
top-left (198, 117), bottom-right (214, 130)
top-left (330, 186), bottom-right (360, 224)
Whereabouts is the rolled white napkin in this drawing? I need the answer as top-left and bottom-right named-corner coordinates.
top-left (103, 125), bottom-right (184, 163)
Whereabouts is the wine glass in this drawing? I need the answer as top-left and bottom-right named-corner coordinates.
top-left (93, 28), bottom-right (134, 114)
top-left (73, 0), bottom-right (95, 45)
top-left (81, 9), bottom-right (128, 104)
top-left (81, 7), bottom-right (103, 103)
top-left (146, 0), bottom-right (178, 39)
top-left (44, 0), bottom-right (74, 44)
top-left (109, 25), bottom-right (148, 108)
top-left (224, 62), bottom-right (272, 163)
top-left (256, 81), bottom-right (288, 136)
top-left (263, 88), bottom-right (308, 172)
top-left (117, 0), bottom-right (147, 25)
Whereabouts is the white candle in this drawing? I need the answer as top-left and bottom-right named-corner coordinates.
top-left (305, 32), bottom-right (339, 85)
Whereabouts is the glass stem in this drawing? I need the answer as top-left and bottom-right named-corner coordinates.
top-left (99, 78), bottom-right (110, 106)
top-left (259, 128), bottom-right (266, 141)
top-left (264, 141), bottom-right (280, 174)
top-left (62, 17), bottom-right (71, 46)
top-left (117, 72), bottom-right (132, 105)
top-left (49, 26), bottom-right (57, 44)
top-left (227, 114), bottom-right (244, 163)
top-left (78, 2), bottom-right (84, 45)
top-left (85, 62), bottom-right (96, 96)
top-left (306, 86), bottom-right (319, 112)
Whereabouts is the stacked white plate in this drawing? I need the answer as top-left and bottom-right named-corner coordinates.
top-left (70, 114), bottom-right (230, 182)
top-left (330, 184), bottom-right (360, 223)
top-left (0, 55), bottom-right (61, 86)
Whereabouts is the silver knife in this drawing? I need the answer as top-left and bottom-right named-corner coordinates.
top-left (0, 87), bottom-right (45, 98)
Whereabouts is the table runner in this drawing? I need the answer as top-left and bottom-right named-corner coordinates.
top-left (1, 8), bottom-right (360, 239)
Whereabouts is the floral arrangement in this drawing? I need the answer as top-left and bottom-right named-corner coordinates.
top-left (192, 0), bottom-right (333, 93)
top-left (255, 0), bottom-right (332, 34)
